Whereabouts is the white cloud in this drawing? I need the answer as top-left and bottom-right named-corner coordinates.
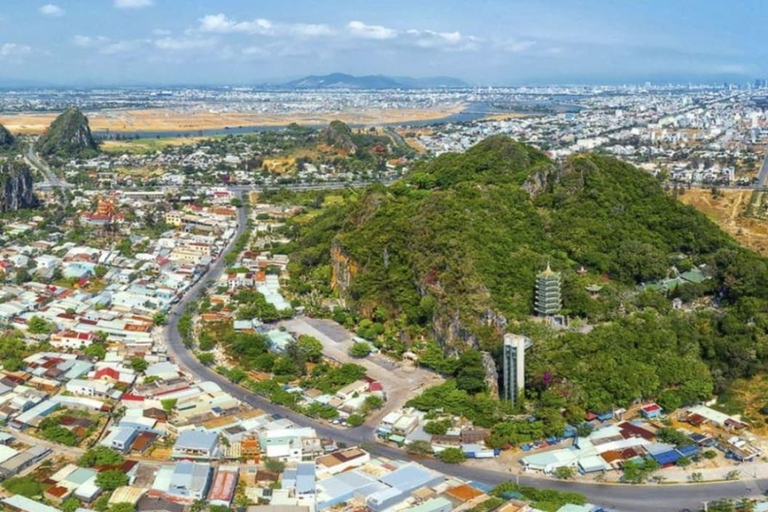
top-left (114, 0), bottom-right (154, 8)
top-left (0, 43), bottom-right (32, 61)
top-left (405, 29), bottom-right (479, 51)
top-left (100, 39), bottom-right (149, 54)
top-left (154, 37), bottom-right (217, 51)
top-left (289, 23), bottom-right (335, 38)
top-left (152, 29), bottom-right (172, 36)
top-left (347, 20), bottom-right (396, 40)
top-left (199, 14), bottom-right (272, 35)
top-left (39, 4), bottom-right (64, 17)
top-left (71, 35), bottom-right (108, 48)
top-left (495, 39), bottom-right (537, 53)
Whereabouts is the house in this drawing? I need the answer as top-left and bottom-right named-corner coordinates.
top-left (102, 426), bottom-right (139, 453)
top-left (315, 448), bottom-right (370, 476)
top-left (335, 380), bottom-right (370, 401)
top-left (639, 403), bottom-right (662, 419)
top-left (172, 429), bottom-right (219, 460)
top-left (3, 495), bottom-right (61, 512)
top-left (403, 498), bottom-right (454, 512)
top-left (166, 461), bottom-right (212, 502)
top-left (66, 378), bottom-right (113, 398)
top-left (295, 462), bottom-right (316, 501)
top-left (208, 466), bottom-right (239, 507)
top-left (137, 497), bottom-right (185, 512)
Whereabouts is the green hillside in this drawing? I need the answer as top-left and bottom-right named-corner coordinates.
top-left (35, 108), bottom-right (99, 158)
top-left (285, 136), bottom-right (768, 412)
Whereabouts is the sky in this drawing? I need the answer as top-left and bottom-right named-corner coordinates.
top-left (0, 0), bottom-right (766, 86)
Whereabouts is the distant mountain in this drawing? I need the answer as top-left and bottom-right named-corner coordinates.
top-left (35, 108), bottom-right (99, 158)
top-left (281, 73), bottom-right (468, 90)
top-left (392, 76), bottom-right (470, 88)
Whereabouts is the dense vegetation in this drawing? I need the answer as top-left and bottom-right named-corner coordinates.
top-left (0, 123), bottom-right (16, 150)
top-left (35, 107), bottom-right (99, 158)
top-left (284, 135), bottom-right (768, 420)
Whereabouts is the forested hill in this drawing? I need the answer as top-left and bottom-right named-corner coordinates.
top-left (286, 136), bottom-right (768, 411)
top-left (35, 108), bottom-right (98, 158)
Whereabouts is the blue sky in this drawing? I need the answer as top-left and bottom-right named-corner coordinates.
top-left (0, 0), bottom-right (765, 85)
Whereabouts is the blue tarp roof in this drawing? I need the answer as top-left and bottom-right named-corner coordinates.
top-left (651, 450), bottom-right (682, 466)
top-left (677, 444), bottom-right (700, 457)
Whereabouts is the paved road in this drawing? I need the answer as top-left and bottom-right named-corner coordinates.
top-left (25, 144), bottom-right (72, 190)
top-left (758, 146), bottom-right (768, 189)
top-left (160, 196), bottom-right (766, 512)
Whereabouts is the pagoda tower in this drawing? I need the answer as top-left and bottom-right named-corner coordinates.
top-left (534, 262), bottom-right (561, 316)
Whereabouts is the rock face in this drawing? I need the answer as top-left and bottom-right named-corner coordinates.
top-left (330, 240), bottom-right (358, 295)
top-left (0, 124), bottom-right (14, 149)
top-left (321, 120), bottom-right (357, 154)
top-left (0, 161), bottom-right (37, 212)
top-left (35, 108), bottom-right (98, 158)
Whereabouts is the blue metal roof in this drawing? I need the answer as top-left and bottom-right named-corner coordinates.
top-left (676, 444), bottom-right (700, 457)
top-left (651, 450), bottom-right (682, 466)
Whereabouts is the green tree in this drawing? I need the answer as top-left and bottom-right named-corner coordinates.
top-left (348, 342), bottom-right (372, 358)
top-left (346, 413), bottom-right (365, 427)
top-left (108, 504), bottom-right (135, 512)
top-left (130, 357), bottom-right (148, 373)
top-left (437, 447), bottom-right (466, 464)
top-left (160, 398), bottom-right (177, 414)
top-left (78, 447), bottom-right (124, 468)
top-left (554, 466), bottom-right (576, 479)
top-left (264, 458), bottom-right (285, 473)
top-left (84, 343), bottom-right (107, 360)
top-left (14, 268), bottom-right (30, 285)
top-left (96, 470), bottom-right (129, 491)
top-left (423, 419), bottom-right (451, 436)
top-left (27, 316), bottom-right (52, 335)
top-left (62, 497), bottom-right (81, 512)
top-left (197, 352), bottom-right (215, 365)
top-left (152, 312), bottom-right (167, 326)
top-left (297, 335), bottom-right (324, 363)
top-left (406, 440), bottom-right (434, 455)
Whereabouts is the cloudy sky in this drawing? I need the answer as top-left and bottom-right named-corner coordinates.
top-left (0, 0), bottom-right (765, 86)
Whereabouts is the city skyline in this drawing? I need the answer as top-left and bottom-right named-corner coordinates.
top-left (1, 0), bottom-right (767, 86)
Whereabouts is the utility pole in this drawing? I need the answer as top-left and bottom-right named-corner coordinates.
top-left (701, 501), bottom-right (708, 512)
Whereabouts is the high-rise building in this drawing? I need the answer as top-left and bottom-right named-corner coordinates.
top-left (502, 334), bottom-right (532, 404)
top-left (534, 263), bottom-right (561, 316)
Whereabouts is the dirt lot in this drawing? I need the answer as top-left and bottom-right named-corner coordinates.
top-left (677, 188), bottom-right (768, 256)
top-left (0, 105), bottom-right (466, 135)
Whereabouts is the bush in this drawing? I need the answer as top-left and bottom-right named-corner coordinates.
top-left (437, 447), bottom-right (466, 464)
top-left (78, 447), bottom-right (124, 468)
top-left (2, 476), bottom-right (45, 498)
top-left (424, 419), bottom-right (451, 436)
top-left (96, 470), bottom-right (129, 491)
top-left (264, 458), bottom-right (285, 473)
top-left (406, 440), bottom-right (433, 455)
top-left (348, 342), bottom-right (372, 358)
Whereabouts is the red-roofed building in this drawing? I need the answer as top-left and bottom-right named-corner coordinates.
top-left (208, 469), bottom-right (238, 507)
top-left (95, 367), bottom-right (120, 381)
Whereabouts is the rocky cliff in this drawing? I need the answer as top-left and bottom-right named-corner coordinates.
top-left (0, 124), bottom-right (14, 149)
top-left (0, 161), bottom-right (38, 212)
top-left (35, 108), bottom-right (98, 158)
top-left (321, 120), bottom-right (357, 154)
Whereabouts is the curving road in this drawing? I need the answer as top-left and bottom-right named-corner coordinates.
top-left (162, 196), bottom-right (766, 512)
